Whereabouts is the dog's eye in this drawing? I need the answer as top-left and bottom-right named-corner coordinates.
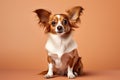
top-left (51, 21), bottom-right (56, 27)
top-left (62, 19), bottom-right (68, 25)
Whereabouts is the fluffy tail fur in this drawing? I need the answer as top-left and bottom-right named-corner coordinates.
top-left (38, 70), bottom-right (48, 75)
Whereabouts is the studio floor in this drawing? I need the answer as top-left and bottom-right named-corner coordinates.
top-left (0, 70), bottom-right (120, 80)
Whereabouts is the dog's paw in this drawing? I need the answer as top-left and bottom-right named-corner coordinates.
top-left (44, 73), bottom-right (53, 79)
top-left (67, 73), bottom-right (76, 79)
top-left (74, 72), bottom-right (78, 76)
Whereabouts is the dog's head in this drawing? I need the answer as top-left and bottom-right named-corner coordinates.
top-left (34, 6), bottom-right (83, 35)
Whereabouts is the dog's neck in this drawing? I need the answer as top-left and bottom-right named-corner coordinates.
top-left (45, 32), bottom-right (77, 58)
top-left (48, 32), bottom-right (72, 46)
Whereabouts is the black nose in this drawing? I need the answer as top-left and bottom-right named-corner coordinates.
top-left (57, 26), bottom-right (63, 30)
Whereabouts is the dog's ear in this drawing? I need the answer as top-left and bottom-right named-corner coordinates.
top-left (66, 6), bottom-right (84, 23)
top-left (34, 9), bottom-right (51, 33)
top-left (34, 9), bottom-right (51, 25)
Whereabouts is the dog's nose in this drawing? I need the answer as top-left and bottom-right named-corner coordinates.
top-left (57, 26), bottom-right (63, 30)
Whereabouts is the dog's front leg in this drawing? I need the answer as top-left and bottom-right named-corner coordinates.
top-left (67, 57), bottom-right (76, 79)
top-left (67, 66), bottom-right (75, 79)
top-left (44, 56), bottom-right (54, 78)
top-left (44, 63), bottom-right (53, 78)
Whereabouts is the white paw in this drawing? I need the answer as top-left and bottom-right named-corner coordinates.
top-left (68, 73), bottom-right (76, 79)
top-left (44, 73), bottom-right (53, 79)
top-left (74, 72), bottom-right (78, 76)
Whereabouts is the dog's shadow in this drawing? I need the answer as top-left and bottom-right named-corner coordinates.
top-left (79, 71), bottom-right (97, 77)
top-left (38, 71), bottom-right (98, 78)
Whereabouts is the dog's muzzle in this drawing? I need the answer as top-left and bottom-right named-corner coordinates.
top-left (56, 26), bottom-right (64, 33)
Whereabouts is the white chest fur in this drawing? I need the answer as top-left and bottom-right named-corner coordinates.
top-left (45, 33), bottom-right (77, 58)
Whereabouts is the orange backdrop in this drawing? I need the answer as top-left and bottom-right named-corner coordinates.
top-left (0, 0), bottom-right (120, 71)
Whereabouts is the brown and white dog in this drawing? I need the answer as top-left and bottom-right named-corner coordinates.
top-left (34, 6), bottom-right (84, 79)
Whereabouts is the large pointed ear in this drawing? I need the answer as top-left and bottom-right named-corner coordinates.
top-left (66, 6), bottom-right (84, 23)
top-left (34, 9), bottom-right (51, 25)
top-left (34, 9), bottom-right (51, 33)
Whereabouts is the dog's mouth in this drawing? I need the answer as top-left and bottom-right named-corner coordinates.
top-left (57, 30), bottom-right (64, 33)
top-left (56, 30), bottom-right (65, 36)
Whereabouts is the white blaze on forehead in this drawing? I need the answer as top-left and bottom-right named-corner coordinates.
top-left (56, 15), bottom-right (62, 25)
top-left (56, 15), bottom-right (61, 19)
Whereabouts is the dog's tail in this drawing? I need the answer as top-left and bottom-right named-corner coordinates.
top-left (38, 70), bottom-right (48, 75)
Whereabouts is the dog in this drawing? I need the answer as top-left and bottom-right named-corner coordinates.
top-left (34, 6), bottom-right (84, 79)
